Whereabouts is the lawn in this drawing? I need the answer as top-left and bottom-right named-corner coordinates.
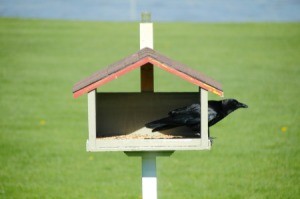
top-left (0, 18), bottom-right (299, 198)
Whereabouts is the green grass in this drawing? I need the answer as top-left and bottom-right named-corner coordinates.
top-left (0, 18), bottom-right (299, 198)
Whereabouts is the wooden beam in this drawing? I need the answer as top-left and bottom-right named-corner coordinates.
top-left (140, 20), bottom-right (154, 93)
top-left (200, 88), bottom-right (210, 148)
top-left (87, 89), bottom-right (97, 151)
top-left (141, 63), bottom-right (154, 92)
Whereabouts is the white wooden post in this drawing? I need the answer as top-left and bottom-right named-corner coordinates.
top-left (125, 152), bottom-right (174, 199)
top-left (140, 12), bottom-right (153, 49)
top-left (139, 12), bottom-right (160, 199)
top-left (200, 88), bottom-right (210, 148)
top-left (87, 89), bottom-right (97, 151)
top-left (142, 153), bottom-right (157, 199)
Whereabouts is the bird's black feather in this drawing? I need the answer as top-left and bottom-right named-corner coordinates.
top-left (145, 99), bottom-right (248, 135)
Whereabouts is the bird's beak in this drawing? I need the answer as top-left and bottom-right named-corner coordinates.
top-left (238, 102), bottom-right (248, 108)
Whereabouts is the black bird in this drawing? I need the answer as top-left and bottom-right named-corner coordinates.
top-left (145, 99), bottom-right (248, 136)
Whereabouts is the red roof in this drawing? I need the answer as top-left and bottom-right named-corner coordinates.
top-left (72, 47), bottom-right (223, 98)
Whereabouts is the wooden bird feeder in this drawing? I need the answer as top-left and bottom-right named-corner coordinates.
top-left (72, 23), bottom-right (223, 153)
top-left (72, 13), bottom-right (224, 199)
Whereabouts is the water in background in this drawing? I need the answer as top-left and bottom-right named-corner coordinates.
top-left (0, 0), bottom-right (299, 22)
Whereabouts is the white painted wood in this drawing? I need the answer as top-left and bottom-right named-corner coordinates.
top-left (142, 153), bottom-right (157, 199)
top-left (200, 88), bottom-right (210, 148)
top-left (140, 23), bottom-right (153, 49)
top-left (140, 20), bottom-right (158, 199)
top-left (87, 89), bottom-right (97, 151)
top-left (138, 19), bottom-right (157, 197)
top-left (93, 138), bottom-right (210, 152)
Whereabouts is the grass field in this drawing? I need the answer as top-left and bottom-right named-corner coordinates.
top-left (0, 18), bottom-right (299, 198)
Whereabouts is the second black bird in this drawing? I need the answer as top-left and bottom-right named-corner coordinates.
top-left (145, 98), bottom-right (248, 135)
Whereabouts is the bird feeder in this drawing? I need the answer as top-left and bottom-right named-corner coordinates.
top-left (72, 20), bottom-right (223, 153)
top-left (72, 13), bottom-right (224, 199)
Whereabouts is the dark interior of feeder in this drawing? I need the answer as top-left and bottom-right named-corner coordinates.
top-left (95, 92), bottom-right (202, 139)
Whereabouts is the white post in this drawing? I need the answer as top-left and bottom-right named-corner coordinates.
top-left (125, 151), bottom-right (174, 199)
top-left (142, 153), bottom-right (157, 199)
top-left (200, 88), bottom-right (210, 148)
top-left (140, 12), bottom-right (157, 199)
top-left (140, 12), bottom-right (153, 49)
top-left (87, 89), bottom-right (97, 151)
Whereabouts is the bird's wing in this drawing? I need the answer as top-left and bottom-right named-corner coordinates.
top-left (168, 104), bottom-right (200, 116)
top-left (171, 114), bottom-right (199, 125)
top-left (145, 113), bottom-right (197, 132)
top-left (207, 100), bottom-right (224, 127)
top-left (168, 105), bottom-right (200, 127)
top-left (208, 113), bottom-right (223, 127)
top-left (145, 117), bottom-right (182, 132)
top-left (208, 108), bottom-right (218, 123)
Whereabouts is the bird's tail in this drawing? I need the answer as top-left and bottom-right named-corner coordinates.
top-left (145, 117), bottom-right (180, 132)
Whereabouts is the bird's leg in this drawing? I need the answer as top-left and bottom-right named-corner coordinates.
top-left (208, 128), bottom-right (217, 145)
top-left (208, 128), bottom-right (213, 144)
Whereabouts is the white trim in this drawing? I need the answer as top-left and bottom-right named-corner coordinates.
top-left (87, 89), bottom-right (97, 150)
top-left (91, 138), bottom-right (210, 152)
top-left (200, 88), bottom-right (210, 147)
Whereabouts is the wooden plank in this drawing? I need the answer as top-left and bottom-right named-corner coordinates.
top-left (200, 88), bottom-right (210, 148)
top-left (93, 138), bottom-right (210, 151)
top-left (87, 89), bottom-right (97, 151)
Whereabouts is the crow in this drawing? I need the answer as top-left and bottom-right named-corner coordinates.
top-left (145, 99), bottom-right (248, 136)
